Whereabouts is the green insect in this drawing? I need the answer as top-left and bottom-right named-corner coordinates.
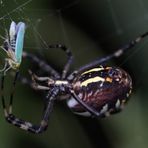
top-left (1, 21), bottom-right (25, 73)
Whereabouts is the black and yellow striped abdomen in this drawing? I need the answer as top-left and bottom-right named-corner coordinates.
top-left (67, 66), bottom-right (132, 117)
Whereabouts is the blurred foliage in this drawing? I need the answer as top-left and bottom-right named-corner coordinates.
top-left (0, 0), bottom-right (148, 148)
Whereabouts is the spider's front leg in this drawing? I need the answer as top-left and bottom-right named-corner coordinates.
top-left (10, 70), bottom-right (51, 91)
top-left (1, 77), bottom-right (58, 134)
top-left (28, 70), bottom-right (54, 91)
top-left (23, 43), bottom-right (73, 80)
top-left (23, 51), bottom-right (60, 79)
top-left (21, 44), bottom-right (73, 89)
top-left (48, 44), bottom-right (73, 79)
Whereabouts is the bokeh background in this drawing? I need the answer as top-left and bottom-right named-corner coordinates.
top-left (0, 0), bottom-right (148, 148)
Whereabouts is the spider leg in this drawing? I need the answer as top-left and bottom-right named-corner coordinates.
top-left (11, 71), bottom-right (50, 91)
top-left (48, 44), bottom-right (73, 79)
top-left (68, 31), bottom-right (148, 76)
top-left (31, 84), bottom-right (49, 91)
top-left (70, 90), bottom-right (100, 117)
top-left (28, 70), bottom-right (53, 90)
top-left (1, 82), bottom-right (58, 133)
top-left (1, 71), bottom-right (19, 116)
top-left (28, 70), bottom-right (52, 82)
top-left (9, 71), bottom-right (19, 113)
top-left (11, 72), bottom-right (37, 90)
top-left (23, 44), bottom-right (73, 79)
top-left (22, 51), bottom-right (60, 79)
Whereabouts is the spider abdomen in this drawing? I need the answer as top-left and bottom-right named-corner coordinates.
top-left (67, 66), bottom-right (132, 117)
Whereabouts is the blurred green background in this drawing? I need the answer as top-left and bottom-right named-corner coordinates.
top-left (0, 0), bottom-right (148, 148)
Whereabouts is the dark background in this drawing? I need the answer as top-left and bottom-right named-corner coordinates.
top-left (0, 0), bottom-right (148, 148)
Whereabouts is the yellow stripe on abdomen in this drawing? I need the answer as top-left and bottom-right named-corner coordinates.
top-left (81, 67), bottom-right (104, 75)
top-left (80, 76), bottom-right (105, 87)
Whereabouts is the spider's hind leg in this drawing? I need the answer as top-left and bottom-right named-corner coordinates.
top-left (70, 90), bottom-right (100, 117)
top-left (69, 31), bottom-right (148, 76)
